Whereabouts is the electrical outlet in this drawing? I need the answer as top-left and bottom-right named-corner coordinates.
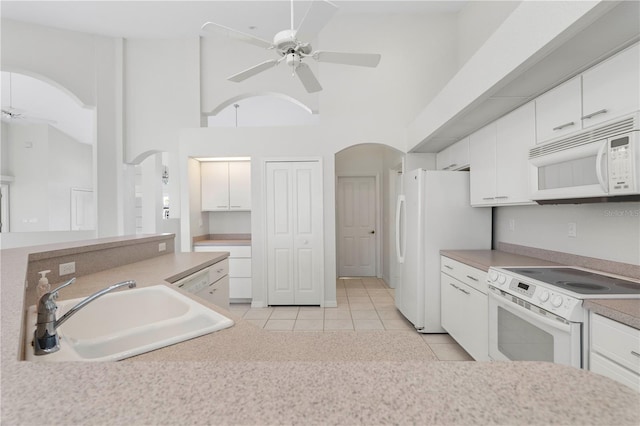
top-left (158, 242), bottom-right (166, 252)
top-left (508, 219), bottom-right (515, 231)
top-left (59, 261), bottom-right (76, 276)
top-left (568, 223), bottom-right (577, 238)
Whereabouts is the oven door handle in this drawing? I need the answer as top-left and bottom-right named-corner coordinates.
top-left (488, 288), bottom-right (572, 333)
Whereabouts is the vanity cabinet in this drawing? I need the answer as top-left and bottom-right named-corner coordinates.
top-left (470, 102), bottom-right (535, 206)
top-left (201, 161), bottom-right (251, 211)
top-left (440, 256), bottom-right (489, 361)
top-left (194, 245), bottom-right (252, 302)
top-left (172, 258), bottom-right (229, 309)
top-left (436, 137), bottom-right (470, 171)
top-left (589, 312), bottom-right (640, 392)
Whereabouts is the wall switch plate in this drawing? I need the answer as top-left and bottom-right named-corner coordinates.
top-left (508, 219), bottom-right (515, 231)
top-left (568, 223), bottom-right (577, 238)
top-left (159, 242), bottom-right (166, 252)
top-left (59, 261), bottom-right (76, 276)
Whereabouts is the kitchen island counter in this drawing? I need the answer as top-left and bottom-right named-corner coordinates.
top-left (2, 240), bottom-right (639, 425)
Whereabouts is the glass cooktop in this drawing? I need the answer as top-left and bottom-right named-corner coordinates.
top-left (505, 267), bottom-right (640, 295)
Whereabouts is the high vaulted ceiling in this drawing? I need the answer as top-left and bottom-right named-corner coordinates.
top-left (0, 1), bottom-right (466, 40)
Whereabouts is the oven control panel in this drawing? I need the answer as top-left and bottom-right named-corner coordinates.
top-left (488, 268), bottom-right (583, 322)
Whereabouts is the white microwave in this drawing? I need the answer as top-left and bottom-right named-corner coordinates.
top-left (529, 114), bottom-right (640, 203)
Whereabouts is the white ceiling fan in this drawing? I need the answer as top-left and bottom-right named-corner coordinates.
top-left (201, 0), bottom-right (381, 93)
top-left (1, 72), bottom-right (56, 125)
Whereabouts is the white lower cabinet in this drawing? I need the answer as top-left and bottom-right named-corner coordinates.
top-left (171, 258), bottom-right (229, 309)
top-left (440, 257), bottom-right (489, 361)
top-left (194, 245), bottom-right (252, 302)
top-left (589, 312), bottom-right (640, 392)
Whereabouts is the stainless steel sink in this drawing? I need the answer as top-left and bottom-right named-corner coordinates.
top-left (24, 285), bottom-right (234, 362)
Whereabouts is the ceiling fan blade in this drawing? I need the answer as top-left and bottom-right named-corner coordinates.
top-left (312, 51), bottom-right (381, 67)
top-left (201, 21), bottom-right (274, 50)
top-left (295, 0), bottom-right (338, 42)
top-left (295, 63), bottom-right (322, 93)
top-left (227, 59), bottom-right (280, 82)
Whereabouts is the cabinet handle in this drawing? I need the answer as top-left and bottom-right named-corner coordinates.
top-left (631, 351), bottom-right (640, 358)
top-left (448, 163), bottom-right (458, 169)
top-left (444, 265), bottom-right (454, 270)
top-left (217, 205), bottom-right (228, 208)
top-left (449, 283), bottom-right (459, 290)
top-left (482, 197), bottom-right (495, 201)
top-left (216, 268), bottom-right (224, 273)
top-left (466, 275), bottom-right (479, 282)
top-left (495, 196), bottom-right (509, 200)
top-left (459, 288), bottom-right (471, 295)
top-left (582, 109), bottom-right (608, 120)
top-left (552, 121), bottom-right (575, 131)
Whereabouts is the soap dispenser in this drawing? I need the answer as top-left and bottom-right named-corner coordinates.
top-left (36, 270), bottom-right (51, 299)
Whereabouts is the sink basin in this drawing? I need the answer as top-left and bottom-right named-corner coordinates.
top-left (24, 285), bottom-right (234, 362)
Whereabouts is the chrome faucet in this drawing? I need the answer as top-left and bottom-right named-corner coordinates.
top-left (33, 278), bottom-right (136, 355)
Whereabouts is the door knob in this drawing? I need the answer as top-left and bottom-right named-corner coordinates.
top-left (370, 230), bottom-right (375, 234)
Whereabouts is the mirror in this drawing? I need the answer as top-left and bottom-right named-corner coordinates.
top-left (0, 71), bottom-right (95, 234)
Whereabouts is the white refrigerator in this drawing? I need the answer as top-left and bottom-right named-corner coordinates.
top-left (395, 169), bottom-right (491, 333)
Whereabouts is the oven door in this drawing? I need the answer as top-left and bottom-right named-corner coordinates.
top-left (488, 287), bottom-right (582, 368)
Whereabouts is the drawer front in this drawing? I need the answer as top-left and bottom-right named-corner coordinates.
top-left (590, 352), bottom-right (640, 392)
top-left (194, 245), bottom-right (251, 257)
top-left (591, 313), bottom-right (640, 374)
top-left (208, 258), bottom-right (229, 283)
top-left (229, 258), bottom-right (251, 277)
top-left (229, 277), bottom-right (252, 299)
top-left (196, 275), bottom-right (229, 309)
top-left (441, 256), bottom-right (487, 295)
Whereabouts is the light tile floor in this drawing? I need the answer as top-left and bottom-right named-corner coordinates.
top-left (228, 277), bottom-right (473, 361)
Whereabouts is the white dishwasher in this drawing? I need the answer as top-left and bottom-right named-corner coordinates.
top-left (172, 259), bottom-right (229, 309)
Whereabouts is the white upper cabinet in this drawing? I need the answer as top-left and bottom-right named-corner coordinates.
top-left (535, 76), bottom-right (582, 143)
top-left (228, 161), bottom-right (251, 210)
top-left (495, 102), bottom-right (536, 205)
top-left (201, 161), bottom-right (251, 211)
top-left (536, 42), bottom-right (639, 144)
top-left (470, 102), bottom-right (536, 206)
top-left (436, 137), bottom-right (470, 171)
top-left (470, 123), bottom-right (497, 206)
top-left (582, 43), bottom-right (640, 129)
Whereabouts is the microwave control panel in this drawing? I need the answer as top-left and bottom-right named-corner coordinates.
top-left (609, 134), bottom-right (636, 194)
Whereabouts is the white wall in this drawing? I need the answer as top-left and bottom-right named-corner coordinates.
top-left (1, 19), bottom-right (123, 242)
top-left (456, 1), bottom-right (521, 69)
top-left (494, 202), bottom-right (640, 265)
top-left (208, 212), bottom-right (251, 234)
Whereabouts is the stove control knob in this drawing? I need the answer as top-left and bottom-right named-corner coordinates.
top-left (538, 291), bottom-right (550, 302)
top-left (551, 295), bottom-right (563, 308)
top-left (497, 275), bottom-right (507, 285)
top-left (489, 271), bottom-right (499, 282)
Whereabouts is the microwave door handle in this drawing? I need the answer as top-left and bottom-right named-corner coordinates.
top-left (395, 195), bottom-right (406, 264)
top-left (595, 140), bottom-right (609, 193)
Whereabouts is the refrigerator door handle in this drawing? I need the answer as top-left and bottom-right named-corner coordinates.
top-left (395, 195), bottom-right (406, 264)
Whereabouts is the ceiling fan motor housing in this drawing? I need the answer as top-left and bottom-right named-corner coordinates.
top-left (274, 30), bottom-right (312, 56)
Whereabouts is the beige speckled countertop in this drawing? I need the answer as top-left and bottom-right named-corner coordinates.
top-left (442, 249), bottom-right (640, 330)
top-left (2, 240), bottom-right (639, 425)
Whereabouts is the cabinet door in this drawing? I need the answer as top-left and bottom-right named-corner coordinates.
top-left (196, 275), bottom-right (229, 309)
top-left (535, 76), bottom-right (582, 143)
top-left (440, 273), bottom-right (489, 361)
top-left (201, 162), bottom-right (229, 211)
top-left (495, 102), bottom-right (536, 205)
top-left (436, 145), bottom-right (452, 170)
top-left (469, 122), bottom-right (497, 206)
top-left (450, 137), bottom-right (470, 170)
top-left (582, 43), bottom-right (640, 129)
top-left (229, 161), bottom-right (251, 210)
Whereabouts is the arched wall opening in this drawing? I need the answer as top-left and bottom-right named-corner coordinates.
top-left (334, 142), bottom-right (404, 289)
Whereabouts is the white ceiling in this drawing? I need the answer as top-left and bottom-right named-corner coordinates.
top-left (0, 1), bottom-right (466, 40)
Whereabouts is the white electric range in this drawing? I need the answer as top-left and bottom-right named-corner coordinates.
top-left (486, 266), bottom-right (640, 368)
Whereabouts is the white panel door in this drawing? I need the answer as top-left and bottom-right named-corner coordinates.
top-left (70, 188), bottom-right (94, 230)
top-left (266, 161), bottom-right (322, 305)
top-left (337, 176), bottom-right (376, 277)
